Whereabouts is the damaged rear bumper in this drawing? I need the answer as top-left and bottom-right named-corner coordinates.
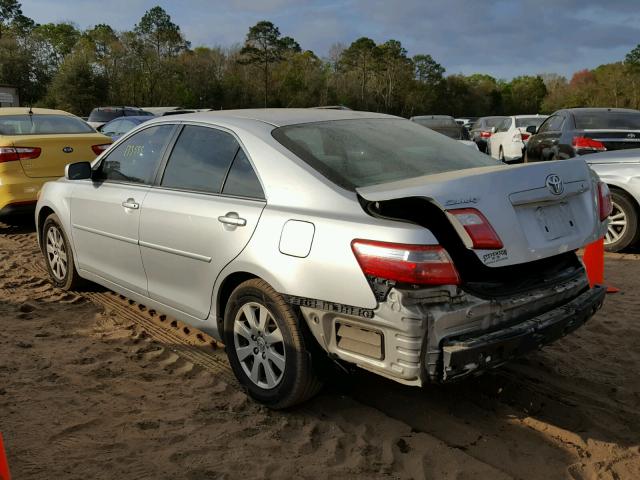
top-left (441, 284), bottom-right (606, 381)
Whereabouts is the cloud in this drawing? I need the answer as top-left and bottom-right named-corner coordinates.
top-left (19, 0), bottom-right (640, 78)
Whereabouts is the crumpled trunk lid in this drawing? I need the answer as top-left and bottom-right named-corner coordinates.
top-left (357, 159), bottom-right (606, 268)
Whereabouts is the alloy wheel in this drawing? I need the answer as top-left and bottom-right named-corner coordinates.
top-left (46, 225), bottom-right (68, 281)
top-left (605, 201), bottom-right (627, 246)
top-left (233, 302), bottom-right (286, 389)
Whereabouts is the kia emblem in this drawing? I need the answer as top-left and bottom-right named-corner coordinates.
top-left (62, 146), bottom-right (73, 153)
top-left (545, 174), bottom-right (564, 195)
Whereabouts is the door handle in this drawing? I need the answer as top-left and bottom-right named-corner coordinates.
top-left (122, 198), bottom-right (139, 210)
top-left (218, 212), bottom-right (246, 227)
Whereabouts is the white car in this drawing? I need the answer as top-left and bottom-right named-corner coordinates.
top-left (489, 115), bottom-right (548, 163)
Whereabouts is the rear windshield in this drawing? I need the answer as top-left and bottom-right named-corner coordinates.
top-left (272, 118), bottom-right (498, 190)
top-left (0, 115), bottom-right (94, 135)
top-left (574, 111), bottom-right (640, 130)
top-left (483, 117), bottom-right (506, 128)
top-left (515, 117), bottom-right (546, 128)
top-left (88, 110), bottom-right (124, 122)
top-left (412, 117), bottom-right (458, 128)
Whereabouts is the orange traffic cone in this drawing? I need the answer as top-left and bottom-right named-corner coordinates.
top-left (583, 238), bottom-right (619, 293)
top-left (0, 433), bottom-right (10, 480)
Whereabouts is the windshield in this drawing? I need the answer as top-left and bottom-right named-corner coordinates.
top-left (0, 114), bottom-right (94, 135)
top-left (272, 118), bottom-right (499, 190)
top-left (574, 111), bottom-right (640, 130)
top-left (515, 117), bottom-right (546, 128)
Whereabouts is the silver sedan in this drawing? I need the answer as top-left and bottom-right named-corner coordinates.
top-left (585, 149), bottom-right (640, 251)
top-left (36, 109), bottom-right (608, 408)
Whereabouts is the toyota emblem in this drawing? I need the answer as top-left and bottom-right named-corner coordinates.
top-left (627, 133), bottom-right (636, 138)
top-left (545, 173), bottom-right (564, 195)
top-left (62, 146), bottom-right (73, 153)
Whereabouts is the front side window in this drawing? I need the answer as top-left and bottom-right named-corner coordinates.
top-left (273, 118), bottom-right (499, 190)
top-left (161, 125), bottom-right (239, 194)
top-left (0, 114), bottom-right (94, 135)
top-left (97, 124), bottom-right (174, 184)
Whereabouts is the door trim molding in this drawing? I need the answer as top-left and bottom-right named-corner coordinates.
top-left (72, 224), bottom-right (138, 245)
top-left (139, 240), bottom-right (212, 263)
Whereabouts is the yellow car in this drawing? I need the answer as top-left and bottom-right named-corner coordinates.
top-left (0, 108), bottom-right (112, 217)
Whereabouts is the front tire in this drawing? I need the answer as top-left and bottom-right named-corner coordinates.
top-left (42, 213), bottom-right (83, 290)
top-left (604, 190), bottom-right (639, 252)
top-left (224, 279), bottom-right (322, 409)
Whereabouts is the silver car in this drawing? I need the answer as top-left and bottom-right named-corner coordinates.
top-left (36, 109), bottom-right (609, 408)
top-left (584, 149), bottom-right (640, 252)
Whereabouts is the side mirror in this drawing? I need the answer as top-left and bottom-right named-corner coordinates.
top-left (526, 125), bottom-right (538, 135)
top-left (65, 161), bottom-right (92, 180)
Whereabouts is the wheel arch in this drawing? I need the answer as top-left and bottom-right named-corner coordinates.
top-left (214, 271), bottom-right (260, 334)
top-left (608, 184), bottom-right (640, 214)
top-left (36, 205), bottom-right (56, 250)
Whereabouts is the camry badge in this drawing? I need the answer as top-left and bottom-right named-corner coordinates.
top-left (62, 146), bottom-right (73, 153)
top-left (545, 173), bottom-right (564, 195)
top-left (627, 133), bottom-right (636, 138)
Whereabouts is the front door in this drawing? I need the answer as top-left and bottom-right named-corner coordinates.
top-left (139, 125), bottom-right (266, 319)
top-left (71, 124), bottom-right (176, 294)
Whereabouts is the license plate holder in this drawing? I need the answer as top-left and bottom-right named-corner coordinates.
top-left (535, 202), bottom-right (575, 240)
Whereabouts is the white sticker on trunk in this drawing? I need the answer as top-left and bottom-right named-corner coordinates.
top-left (482, 249), bottom-right (508, 265)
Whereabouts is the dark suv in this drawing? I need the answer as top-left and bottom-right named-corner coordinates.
top-left (87, 106), bottom-right (154, 130)
top-left (525, 108), bottom-right (640, 162)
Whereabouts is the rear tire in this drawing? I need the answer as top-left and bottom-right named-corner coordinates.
top-left (604, 189), bottom-right (639, 252)
top-left (223, 279), bottom-right (322, 409)
top-left (42, 213), bottom-right (83, 290)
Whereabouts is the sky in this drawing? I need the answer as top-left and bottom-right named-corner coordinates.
top-left (19, 0), bottom-right (640, 80)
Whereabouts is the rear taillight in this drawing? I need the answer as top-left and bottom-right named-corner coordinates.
top-left (448, 208), bottom-right (504, 250)
top-left (351, 239), bottom-right (460, 286)
top-left (597, 182), bottom-right (612, 221)
top-left (0, 146), bottom-right (41, 163)
top-left (572, 136), bottom-right (606, 152)
top-left (92, 144), bottom-right (111, 155)
top-left (480, 131), bottom-right (492, 138)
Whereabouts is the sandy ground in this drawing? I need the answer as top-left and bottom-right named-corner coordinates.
top-left (1, 220), bottom-right (639, 480)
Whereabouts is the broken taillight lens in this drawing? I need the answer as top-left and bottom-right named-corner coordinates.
top-left (448, 208), bottom-right (504, 250)
top-left (351, 239), bottom-right (460, 286)
top-left (597, 181), bottom-right (612, 221)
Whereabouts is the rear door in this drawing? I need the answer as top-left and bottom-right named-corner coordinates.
top-left (527, 115), bottom-right (563, 161)
top-left (71, 124), bottom-right (176, 295)
top-left (139, 124), bottom-right (266, 319)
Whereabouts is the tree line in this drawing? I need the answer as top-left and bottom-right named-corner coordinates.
top-left (1, 1), bottom-right (639, 117)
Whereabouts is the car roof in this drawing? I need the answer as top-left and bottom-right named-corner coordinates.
top-left (563, 107), bottom-right (640, 114)
top-left (106, 115), bottom-right (151, 122)
top-left (411, 115), bottom-right (454, 119)
top-left (512, 114), bottom-right (546, 118)
top-left (0, 107), bottom-right (73, 116)
top-left (165, 108), bottom-right (397, 127)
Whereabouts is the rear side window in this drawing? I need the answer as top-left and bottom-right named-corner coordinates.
top-left (161, 125), bottom-right (239, 194)
top-left (515, 117), bottom-right (546, 128)
top-left (0, 115), bottom-right (93, 135)
top-left (98, 124), bottom-right (174, 184)
top-left (539, 115), bottom-right (564, 133)
top-left (574, 111), bottom-right (640, 130)
top-left (222, 149), bottom-right (264, 199)
top-left (273, 118), bottom-right (498, 190)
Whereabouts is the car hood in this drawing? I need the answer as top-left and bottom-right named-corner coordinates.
top-left (357, 159), bottom-right (605, 267)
